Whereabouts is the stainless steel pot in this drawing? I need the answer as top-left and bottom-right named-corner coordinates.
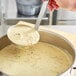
top-left (0, 30), bottom-right (75, 76)
top-left (16, 0), bottom-right (42, 16)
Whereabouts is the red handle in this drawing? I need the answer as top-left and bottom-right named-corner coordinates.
top-left (42, 0), bottom-right (59, 11)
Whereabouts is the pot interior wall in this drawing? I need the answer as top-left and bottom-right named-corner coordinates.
top-left (39, 31), bottom-right (75, 59)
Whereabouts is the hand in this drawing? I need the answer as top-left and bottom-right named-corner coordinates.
top-left (55, 0), bottom-right (76, 11)
top-left (43, 0), bottom-right (76, 11)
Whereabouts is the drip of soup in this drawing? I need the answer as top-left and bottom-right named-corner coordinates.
top-left (0, 42), bottom-right (72, 76)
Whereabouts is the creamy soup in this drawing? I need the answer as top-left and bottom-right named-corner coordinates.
top-left (7, 25), bottom-right (40, 46)
top-left (0, 42), bottom-right (72, 76)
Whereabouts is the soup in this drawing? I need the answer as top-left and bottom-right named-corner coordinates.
top-left (0, 42), bottom-right (72, 76)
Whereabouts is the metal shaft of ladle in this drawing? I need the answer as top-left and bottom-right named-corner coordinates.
top-left (35, 0), bottom-right (49, 30)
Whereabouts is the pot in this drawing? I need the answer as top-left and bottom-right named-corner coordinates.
top-left (0, 30), bottom-right (75, 76)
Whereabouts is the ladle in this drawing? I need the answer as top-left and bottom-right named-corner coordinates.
top-left (7, 0), bottom-right (49, 46)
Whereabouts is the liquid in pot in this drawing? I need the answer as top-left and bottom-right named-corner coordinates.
top-left (0, 42), bottom-right (72, 76)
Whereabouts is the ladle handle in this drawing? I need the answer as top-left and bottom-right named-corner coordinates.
top-left (35, 0), bottom-right (49, 30)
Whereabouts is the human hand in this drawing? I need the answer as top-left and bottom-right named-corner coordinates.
top-left (55, 0), bottom-right (76, 11)
top-left (44, 0), bottom-right (76, 11)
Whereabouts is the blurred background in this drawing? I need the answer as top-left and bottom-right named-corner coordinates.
top-left (0, 0), bottom-right (76, 36)
top-left (1, 0), bottom-right (76, 25)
